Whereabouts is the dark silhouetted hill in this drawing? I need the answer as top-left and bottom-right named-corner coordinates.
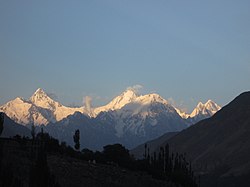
top-left (161, 91), bottom-right (250, 186)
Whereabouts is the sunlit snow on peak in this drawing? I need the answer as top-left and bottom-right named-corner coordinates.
top-left (190, 99), bottom-right (221, 118)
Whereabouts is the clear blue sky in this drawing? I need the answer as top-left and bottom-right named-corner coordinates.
top-left (0, 0), bottom-right (249, 112)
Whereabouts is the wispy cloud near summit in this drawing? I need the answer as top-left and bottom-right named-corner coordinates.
top-left (126, 84), bottom-right (143, 94)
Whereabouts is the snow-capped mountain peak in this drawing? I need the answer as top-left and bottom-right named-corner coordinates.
top-left (29, 88), bottom-right (56, 110)
top-left (136, 93), bottom-right (168, 105)
top-left (204, 100), bottom-right (221, 115)
top-left (0, 95), bottom-right (50, 126)
top-left (117, 89), bottom-right (138, 103)
top-left (94, 90), bottom-right (172, 116)
top-left (94, 89), bottom-right (138, 115)
top-left (94, 90), bottom-right (186, 139)
top-left (30, 88), bottom-right (49, 101)
top-left (0, 88), bottom-right (85, 126)
top-left (190, 100), bottom-right (221, 118)
top-left (32, 88), bottom-right (47, 96)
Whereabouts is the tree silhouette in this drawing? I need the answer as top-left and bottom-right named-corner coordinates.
top-left (0, 112), bottom-right (4, 136)
top-left (103, 144), bottom-right (132, 168)
top-left (139, 143), bottom-right (198, 186)
top-left (31, 125), bottom-right (36, 140)
top-left (73, 129), bottom-right (80, 151)
top-left (144, 143), bottom-right (147, 159)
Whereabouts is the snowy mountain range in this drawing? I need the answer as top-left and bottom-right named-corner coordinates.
top-left (0, 88), bottom-right (221, 149)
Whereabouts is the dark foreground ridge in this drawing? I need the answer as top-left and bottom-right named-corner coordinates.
top-left (163, 91), bottom-right (250, 187)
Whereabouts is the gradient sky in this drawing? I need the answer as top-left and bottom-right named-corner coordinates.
top-left (0, 0), bottom-right (249, 112)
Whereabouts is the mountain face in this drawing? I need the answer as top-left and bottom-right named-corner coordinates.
top-left (93, 92), bottom-right (187, 148)
top-left (44, 112), bottom-right (118, 150)
top-left (97, 92), bottom-right (185, 138)
top-left (0, 97), bottom-right (53, 126)
top-left (0, 88), bottom-right (221, 149)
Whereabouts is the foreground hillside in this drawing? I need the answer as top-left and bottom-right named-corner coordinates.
top-left (48, 154), bottom-right (170, 187)
top-left (1, 137), bottom-right (194, 187)
top-left (162, 92), bottom-right (250, 187)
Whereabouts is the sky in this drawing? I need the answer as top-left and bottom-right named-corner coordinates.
top-left (0, 0), bottom-right (249, 112)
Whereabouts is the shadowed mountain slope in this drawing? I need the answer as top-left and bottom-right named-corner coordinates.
top-left (0, 112), bottom-right (30, 138)
top-left (162, 91), bottom-right (250, 186)
top-left (130, 132), bottom-right (178, 159)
